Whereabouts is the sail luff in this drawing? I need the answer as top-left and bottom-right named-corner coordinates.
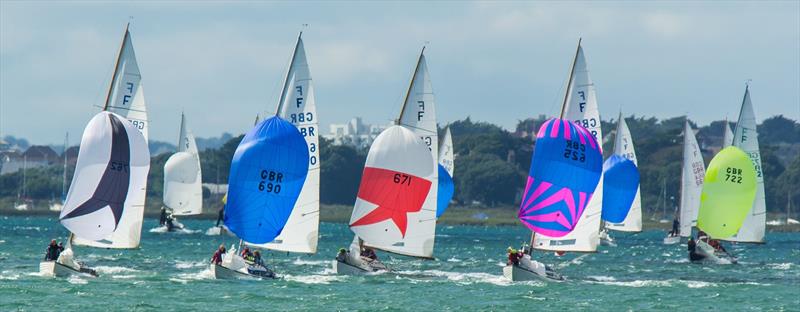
top-left (559, 38), bottom-right (582, 119)
top-left (275, 32), bottom-right (303, 115)
top-left (397, 46), bottom-right (426, 124)
top-left (103, 23), bottom-right (130, 111)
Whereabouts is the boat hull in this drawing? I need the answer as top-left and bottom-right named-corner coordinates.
top-left (332, 260), bottom-right (370, 275)
top-left (599, 231), bottom-right (616, 247)
top-left (692, 240), bottom-right (737, 265)
top-left (211, 263), bottom-right (275, 280)
top-left (39, 261), bottom-right (96, 278)
top-left (502, 263), bottom-right (565, 282)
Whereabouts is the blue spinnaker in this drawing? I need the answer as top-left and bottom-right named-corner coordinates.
top-left (519, 118), bottom-right (603, 237)
top-left (601, 154), bottom-right (640, 223)
top-left (436, 164), bottom-right (454, 218)
top-left (224, 116), bottom-right (309, 244)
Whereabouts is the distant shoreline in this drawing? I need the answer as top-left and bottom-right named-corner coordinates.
top-left (2, 205), bottom-right (798, 232)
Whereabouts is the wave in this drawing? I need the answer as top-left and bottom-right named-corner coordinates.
top-left (149, 226), bottom-right (200, 234)
top-left (283, 274), bottom-right (344, 284)
top-left (396, 269), bottom-right (529, 286)
top-left (67, 275), bottom-right (88, 284)
top-left (292, 258), bottom-right (331, 266)
top-left (175, 260), bottom-right (206, 269)
top-left (766, 263), bottom-right (793, 270)
top-left (94, 266), bottom-right (139, 275)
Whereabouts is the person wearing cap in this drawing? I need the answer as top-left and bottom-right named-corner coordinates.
top-left (507, 247), bottom-right (521, 265)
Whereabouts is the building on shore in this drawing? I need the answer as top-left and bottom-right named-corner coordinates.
top-left (325, 117), bottom-right (391, 149)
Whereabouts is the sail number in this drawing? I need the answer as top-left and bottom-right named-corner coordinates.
top-left (309, 143), bottom-right (317, 165)
top-left (724, 167), bottom-right (743, 184)
top-left (258, 170), bottom-right (283, 193)
top-left (421, 136), bottom-right (432, 150)
top-left (393, 173), bottom-right (412, 186)
top-left (109, 161), bottom-right (129, 172)
top-left (563, 140), bottom-right (586, 162)
top-left (574, 118), bottom-right (599, 139)
top-left (130, 120), bottom-right (145, 130)
top-left (290, 112), bottom-right (313, 123)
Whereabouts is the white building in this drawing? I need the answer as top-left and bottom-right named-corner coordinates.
top-left (326, 117), bottom-right (390, 149)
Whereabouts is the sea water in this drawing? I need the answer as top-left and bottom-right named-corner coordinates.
top-left (1, 215), bottom-right (798, 311)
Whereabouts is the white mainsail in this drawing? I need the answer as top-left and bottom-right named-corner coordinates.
top-left (73, 24), bottom-right (150, 249)
top-left (679, 119), bottom-right (705, 237)
top-left (60, 112), bottom-right (150, 243)
top-left (723, 86), bottom-right (766, 243)
top-left (605, 112), bottom-right (642, 232)
top-left (534, 42), bottom-right (603, 252)
top-left (438, 127), bottom-right (454, 177)
top-left (255, 33), bottom-right (320, 253)
top-left (723, 120), bottom-right (734, 148)
top-left (350, 125), bottom-right (437, 258)
top-left (163, 113), bottom-right (202, 216)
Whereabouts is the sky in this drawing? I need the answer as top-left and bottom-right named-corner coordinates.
top-left (1, 1), bottom-right (799, 145)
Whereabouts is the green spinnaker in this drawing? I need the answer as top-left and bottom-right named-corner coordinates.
top-left (697, 146), bottom-right (757, 238)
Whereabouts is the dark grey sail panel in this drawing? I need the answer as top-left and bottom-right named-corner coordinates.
top-left (61, 114), bottom-right (131, 229)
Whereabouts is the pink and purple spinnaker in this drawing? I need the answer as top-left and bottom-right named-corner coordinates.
top-left (519, 118), bottom-right (603, 237)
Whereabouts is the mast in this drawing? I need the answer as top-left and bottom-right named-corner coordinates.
top-left (558, 38), bottom-right (582, 119)
top-left (275, 32), bottom-right (303, 115)
top-left (102, 23), bottom-right (130, 111)
top-left (531, 38), bottom-right (582, 254)
top-left (396, 46), bottom-right (426, 125)
top-left (678, 118), bottom-right (688, 223)
top-left (62, 132), bottom-right (68, 200)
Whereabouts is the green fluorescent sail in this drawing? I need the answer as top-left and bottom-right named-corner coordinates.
top-left (697, 146), bottom-right (757, 238)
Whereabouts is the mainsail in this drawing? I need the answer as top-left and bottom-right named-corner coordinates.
top-left (73, 24), bottom-right (150, 249)
top-left (723, 86), bottom-right (766, 243)
top-left (436, 127), bottom-right (454, 218)
top-left (679, 119), bottom-right (705, 237)
top-left (723, 120), bottom-right (734, 148)
top-left (256, 33), bottom-right (321, 253)
top-left (163, 113), bottom-right (203, 216)
top-left (224, 116), bottom-right (309, 244)
top-left (697, 146), bottom-right (757, 238)
top-left (605, 113), bottom-right (642, 232)
top-left (350, 126), bottom-right (437, 258)
top-left (520, 118), bottom-right (603, 238)
top-left (60, 112), bottom-right (149, 243)
top-left (534, 40), bottom-right (604, 252)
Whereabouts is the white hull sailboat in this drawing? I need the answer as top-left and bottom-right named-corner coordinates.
top-left (156, 113), bottom-right (203, 233)
top-left (662, 119), bottom-right (705, 245)
top-left (601, 111), bottom-right (643, 245)
top-left (334, 47), bottom-right (438, 275)
top-left (39, 24), bottom-right (150, 279)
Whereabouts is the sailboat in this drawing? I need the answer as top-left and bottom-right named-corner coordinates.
top-left (663, 119), bottom-right (705, 245)
top-left (504, 39), bottom-right (603, 282)
top-left (692, 146), bottom-right (756, 264)
top-left (39, 111), bottom-right (150, 277)
top-left (333, 47), bottom-right (438, 274)
top-left (600, 112), bottom-right (642, 245)
top-left (50, 133), bottom-right (69, 212)
top-left (788, 192), bottom-right (799, 225)
top-left (211, 116), bottom-right (309, 279)
top-left (722, 119), bottom-right (734, 148)
top-left (70, 23), bottom-right (150, 250)
top-left (722, 85), bottom-right (766, 243)
top-left (437, 127), bottom-right (455, 218)
top-left (247, 32), bottom-right (321, 255)
top-left (157, 113), bottom-right (202, 233)
top-left (532, 39), bottom-right (604, 253)
top-left (14, 155), bottom-right (30, 211)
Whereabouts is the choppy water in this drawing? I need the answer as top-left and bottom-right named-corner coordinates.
top-left (1, 215), bottom-right (798, 311)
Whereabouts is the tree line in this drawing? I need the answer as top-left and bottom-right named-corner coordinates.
top-left (1, 115), bottom-right (798, 215)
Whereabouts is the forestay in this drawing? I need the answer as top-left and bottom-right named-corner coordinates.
top-left (534, 44), bottom-right (604, 252)
top-left (724, 86), bottom-right (766, 243)
top-left (225, 116), bottom-right (309, 244)
top-left (520, 118), bottom-right (603, 238)
top-left (436, 127), bottom-right (454, 218)
top-left (350, 126), bottom-right (437, 259)
top-left (605, 113), bottom-right (642, 232)
top-left (697, 146), bottom-right (757, 238)
top-left (257, 34), bottom-right (321, 253)
top-left (679, 120), bottom-right (705, 237)
top-left (164, 113), bottom-right (202, 216)
top-left (61, 112), bottom-right (150, 246)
